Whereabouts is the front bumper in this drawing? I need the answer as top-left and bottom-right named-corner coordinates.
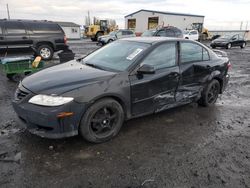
top-left (12, 87), bottom-right (86, 139)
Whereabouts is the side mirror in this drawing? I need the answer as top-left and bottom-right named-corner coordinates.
top-left (137, 64), bottom-right (155, 74)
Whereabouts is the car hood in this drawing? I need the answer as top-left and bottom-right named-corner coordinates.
top-left (21, 61), bottom-right (116, 95)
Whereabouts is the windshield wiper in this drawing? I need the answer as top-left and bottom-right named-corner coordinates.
top-left (84, 63), bottom-right (104, 70)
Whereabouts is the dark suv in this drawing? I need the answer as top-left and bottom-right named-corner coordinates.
top-left (153, 26), bottom-right (183, 38)
top-left (0, 19), bottom-right (67, 60)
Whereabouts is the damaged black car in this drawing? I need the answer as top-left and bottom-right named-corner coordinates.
top-left (12, 37), bottom-right (230, 143)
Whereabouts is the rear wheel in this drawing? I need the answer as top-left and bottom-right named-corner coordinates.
top-left (79, 98), bottom-right (124, 143)
top-left (241, 42), bottom-right (246, 49)
top-left (198, 79), bottom-right (220, 107)
top-left (37, 45), bottom-right (54, 60)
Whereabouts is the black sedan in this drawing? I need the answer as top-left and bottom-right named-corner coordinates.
top-left (211, 34), bottom-right (246, 49)
top-left (13, 37), bottom-right (230, 143)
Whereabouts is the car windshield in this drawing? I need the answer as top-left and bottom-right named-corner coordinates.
top-left (219, 35), bottom-right (232, 39)
top-left (82, 41), bottom-right (151, 71)
top-left (141, 30), bottom-right (156, 37)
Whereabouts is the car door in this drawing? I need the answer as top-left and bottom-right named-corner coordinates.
top-left (230, 34), bottom-right (239, 46)
top-left (4, 21), bottom-right (32, 49)
top-left (177, 41), bottom-right (212, 103)
top-left (129, 42), bottom-right (180, 115)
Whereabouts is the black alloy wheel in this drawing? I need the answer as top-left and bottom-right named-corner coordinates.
top-left (79, 98), bottom-right (124, 143)
top-left (198, 79), bottom-right (220, 107)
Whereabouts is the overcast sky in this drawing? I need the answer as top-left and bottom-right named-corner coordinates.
top-left (0, 0), bottom-right (250, 30)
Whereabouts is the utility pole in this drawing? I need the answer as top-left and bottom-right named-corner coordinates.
top-left (6, 4), bottom-right (10, 19)
top-left (88, 11), bottom-right (90, 25)
top-left (246, 21), bottom-right (248, 30)
top-left (240, 21), bottom-right (243, 30)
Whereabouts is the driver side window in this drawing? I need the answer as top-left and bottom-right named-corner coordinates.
top-left (141, 42), bottom-right (176, 70)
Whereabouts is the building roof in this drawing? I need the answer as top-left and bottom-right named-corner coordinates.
top-left (125, 9), bottom-right (204, 18)
top-left (55, 21), bottom-right (80, 27)
top-left (209, 30), bottom-right (249, 32)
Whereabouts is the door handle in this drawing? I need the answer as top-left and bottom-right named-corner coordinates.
top-left (169, 73), bottom-right (179, 77)
top-left (22, 36), bottom-right (28, 39)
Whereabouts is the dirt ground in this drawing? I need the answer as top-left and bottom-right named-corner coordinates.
top-left (0, 40), bottom-right (250, 188)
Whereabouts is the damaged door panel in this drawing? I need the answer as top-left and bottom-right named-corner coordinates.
top-left (129, 42), bottom-right (179, 115)
top-left (176, 41), bottom-right (213, 103)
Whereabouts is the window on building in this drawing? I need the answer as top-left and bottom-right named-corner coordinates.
top-left (128, 19), bottom-right (136, 30)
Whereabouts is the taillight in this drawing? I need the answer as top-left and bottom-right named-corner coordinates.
top-left (227, 62), bottom-right (231, 69)
top-left (64, 35), bottom-right (67, 44)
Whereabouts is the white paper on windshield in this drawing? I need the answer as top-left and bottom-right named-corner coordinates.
top-left (126, 48), bottom-right (143, 60)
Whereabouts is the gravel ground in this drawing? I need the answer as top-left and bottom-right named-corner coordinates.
top-left (0, 40), bottom-right (250, 188)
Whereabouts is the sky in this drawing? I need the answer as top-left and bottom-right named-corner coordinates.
top-left (0, 0), bottom-right (250, 30)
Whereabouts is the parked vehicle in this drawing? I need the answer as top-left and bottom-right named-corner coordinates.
top-left (85, 20), bottom-right (117, 42)
top-left (141, 29), bottom-right (156, 37)
top-left (183, 30), bottom-right (199, 41)
top-left (153, 26), bottom-right (183, 38)
top-left (211, 34), bottom-right (246, 49)
top-left (13, 37), bottom-right (230, 143)
top-left (0, 19), bottom-right (68, 60)
top-left (97, 29), bottom-right (135, 45)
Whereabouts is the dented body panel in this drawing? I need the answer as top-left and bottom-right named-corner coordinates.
top-left (12, 37), bottom-right (230, 139)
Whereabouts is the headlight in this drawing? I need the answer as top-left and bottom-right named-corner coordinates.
top-left (28, 95), bottom-right (74, 107)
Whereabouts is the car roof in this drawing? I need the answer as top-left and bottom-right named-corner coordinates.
top-left (120, 37), bottom-right (186, 44)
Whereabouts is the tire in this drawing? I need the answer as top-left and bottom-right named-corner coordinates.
top-left (241, 42), bottom-right (246, 49)
top-left (211, 46), bottom-right (216, 49)
top-left (198, 79), bottom-right (220, 107)
top-left (79, 98), bottom-right (124, 143)
top-left (37, 45), bottom-right (53, 60)
top-left (226, 43), bottom-right (232, 49)
top-left (185, 37), bottom-right (189, 39)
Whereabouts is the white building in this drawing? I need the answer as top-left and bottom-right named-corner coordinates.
top-left (125, 9), bottom-right (205, 35)
top-left (56, 21), bottom-right (81, 40)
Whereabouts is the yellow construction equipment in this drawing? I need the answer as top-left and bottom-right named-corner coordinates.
top-left (85, 20), bottom-right (118, 41)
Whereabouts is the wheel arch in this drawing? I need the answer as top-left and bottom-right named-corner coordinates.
top-left (35, 41), bottom-right (55, 50)
top-left (88, 94), bottom-right (130, 120)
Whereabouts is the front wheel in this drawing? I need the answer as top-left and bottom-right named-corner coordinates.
top-left (37, 45), bottom-right (54, 60)
top-left (79, 98), bottom-right (124, 143)
top-left (198, 79), bottom-right (220, 107)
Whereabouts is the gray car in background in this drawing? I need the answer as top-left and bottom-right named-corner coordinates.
top-left (97, 29), bottom-right (136, 45)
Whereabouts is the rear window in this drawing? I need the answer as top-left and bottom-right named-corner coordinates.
top-left (26, 22), bottom-right (63, 34)
top-left (5, 21), bottom-right (26, 34)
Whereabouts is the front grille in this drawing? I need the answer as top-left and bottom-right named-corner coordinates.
top-left (15, 88), bottom-right (29, 101)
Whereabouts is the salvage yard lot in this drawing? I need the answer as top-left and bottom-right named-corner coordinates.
top-left (0, 40), bottom-right (250, 188)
